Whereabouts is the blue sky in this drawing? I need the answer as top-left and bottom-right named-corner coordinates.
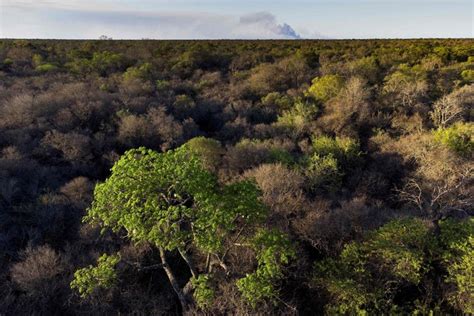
top-left (0, 0), bottom-right (472, 39)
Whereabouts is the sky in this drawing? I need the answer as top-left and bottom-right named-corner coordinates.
top-left (0, 0), bottom-right (472, 39)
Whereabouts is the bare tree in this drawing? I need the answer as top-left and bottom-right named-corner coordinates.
top-left (430, 85), bottom-right (474, 128)
top-left (396, 166), bottom-right (473, 228)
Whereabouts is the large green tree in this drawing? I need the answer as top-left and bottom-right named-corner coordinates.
top-left (71, 142), bottom-right (294, 311)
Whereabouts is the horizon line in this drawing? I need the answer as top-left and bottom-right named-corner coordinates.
top-left (1, 37), bottom-right (473, 41)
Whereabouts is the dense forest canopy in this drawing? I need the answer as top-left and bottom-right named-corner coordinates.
top-left (0, 39), bottom-right (473, 315)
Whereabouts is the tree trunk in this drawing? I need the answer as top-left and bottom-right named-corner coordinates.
top-left (159, 247), bottom-right (189, 311)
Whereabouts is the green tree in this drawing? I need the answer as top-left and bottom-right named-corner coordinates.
top-left (461, 69), bottom-right (474, 83)
top-left (71, 144), bottom-right (293, 311)
top-left (439, 219), bottom-right (474, 314)
top-left (305, 135), bottom-right (361, 192)
top-left (306, 74), bottom-right (344, 102)
top-left (123, 62), bottom-right (153, 81)
top-left (314, 217), bottom-right (474, 314)
top-left (383, 63), bottom-right (428, 109)
top-left (434, 122), bottom-right (473, 157)
top-left (277, 98), bottom-right (319, 132)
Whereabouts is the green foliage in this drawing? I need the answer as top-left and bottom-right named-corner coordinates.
top-left (35, 63), bottom-right (58, 73)
top-left (306, 135), bottom-right (361, 191)
top-left (312, 135), bottom-right (360, 164)
top-left (156, 79), bottom-right (170, 91)
top-left (363, 218), bottom-right (433, 283)
top-left (268, 148), bottom-right (295, 166)
top-left (348, 56), bottom-right (379, 82)
top-left (306, 74), bottom-right (344, 102)
top-left (2, 57), bottom-right (13, 66)
top-left (277, 98), bottom-right (319, 130)
top-left (195, 179), bottom-right (267, 252)
top-left (252, 229), bottom-right (296, 279)
top-left (76, 143), bottom-right (291, 308)
top-left (439, 218), bottom-right (474, 314)
top-left (70, 253), bottom-right (120, 298)
top-left (237, 229), bottom-right (296, 307)
top-left (91, 51), bottom-right (125, 76)
top-left (261, 92), bottom-right (293, 111)
top-left (123, 62), bottom-right (153, 81)
top-left (461, 69), bottom-right (474, 83)
top-left (191, 274), bottom-right (215, 309)
top-left (434, 122), bottom-right (473, 157)
top-left (315, 217), bottom-right (474, 314)
top-left (306, 154), bottom-right (341, 192)
top-left (32, 54), bottom-right (44, 67)
top-left (382, 63), bottom-right (428, 107)
top-left (384, 64), bottom-right (427, 86)
top-left (66, 50), bottom-right (125, 76)
top-left (32, 53), bottom-right (58, 73)
top-left (314, 218), bottom-right (434, 313)
top-left (86, 144), bottom-right (265, 253)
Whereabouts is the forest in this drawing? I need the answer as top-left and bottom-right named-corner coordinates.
top-left (0, 39), bottom-right (472, 315)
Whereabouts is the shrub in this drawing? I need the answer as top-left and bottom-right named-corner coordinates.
top-left (91, 51), bottom-right (126, 76)
top-left (434, 122), bottom-right (473, 157)
top-left (439, 218), bottom-right (474, 314)
top-left (244, 163), bottom-right (306, 221)
top-left (172, 94), bottom-right (196, 120)
top-left (186, 137), bottom-right (224, 172)
top-left (317, 76), bottom-right (371, 136)
top-left (11, 245), bottom-right (68, 298)
top-left (314, 217), bottom-right (474, 314)
top-left (430, 85), bottom-right (474, 128)
top-left (311, 135), bottom-right (361, 169)
top-left (59, 177), bottom-right (94, 209)
top-left (306, 154), bottom-right (341, 193)
top-left (461, 69), bottom-right (474, 83)
top-left (41, 130), bottom-right (93, 162)
top-left (261, 92), bottom-right (293, 112)
top-left (306, 74), bottom-right (344, 102)
top-left (123, 62), bottom-right (153, 81)
top-left (347, 56), bottom-right (379, 83)
top-left (277, 98), bottom-right (319, 132)
top-left (117, 107), bottom-right (184, 150)
top-left (304, 135), bottom-right (361, 192)
top-left (313, 218), bottom-right (434, 314)
top-left (35, 63), bottom-right (58, 73)
top-left (156, 79), bottom-right (170, 91)
top-left (0, 93), bottom-right (35, 129)
top-left (382, 63), bottom-right (428, 109)
top-left (221, 138), bottom-right (295, 179)
top-left (248, 56), bottom-right (310, 96)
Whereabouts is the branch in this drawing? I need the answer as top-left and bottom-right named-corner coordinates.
top-left (159, 247), bottom-right (189, 311)
top-left (122, 260), bottom-right (164, 271)
top-left (178, 247), bottom-right (198, 279)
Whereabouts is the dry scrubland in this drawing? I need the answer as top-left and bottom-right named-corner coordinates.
top-left (0, 39), bottom-right (473, 314)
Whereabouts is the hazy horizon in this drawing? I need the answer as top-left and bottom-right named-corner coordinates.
top-left (1, 0), bottom-right (472, 40)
